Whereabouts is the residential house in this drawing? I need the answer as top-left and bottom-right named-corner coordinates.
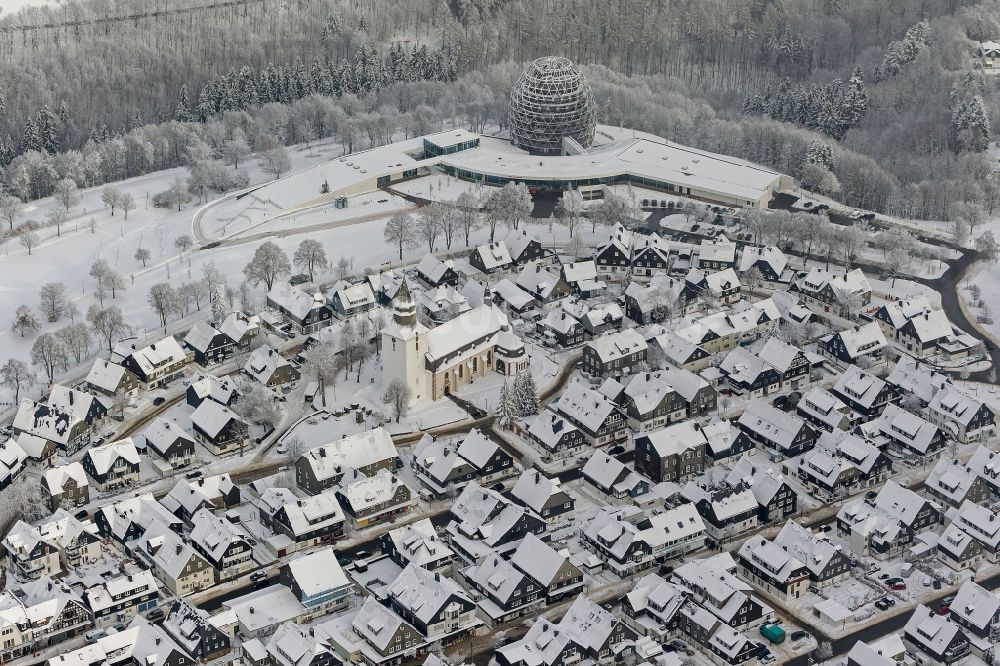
top-left (41, 462), bottom-right (89, 511)
top-left (725, 459), bottom-right (798, 524)
top-left (189, 508), bottom-right (255, 581)
top-left (537, 309), bottom-right (585, 347)
top-left (190, 400), bottom-right (247, 456)
top-left (819, 321), bottom-right (887, 368)
top-left (160, 473), bottom-right (241, 524)
top-left (860, 404), bottom-right (946, 459)
top-left (594, 224), bottom-right (633, 277)
top-left (266, 282), bottom-right (333, 334)
top-left (938, 522), bottom-right (985, 571)
top-left (186, 371), bottom-right (240, 408)
top-left (81, 437), bottom-right (140, 493)
top-left (327, 281), bottom-right (377, 318)
top-left (464, 551), bottom-right (545, 625)
top-left (737, 536), bottom-right (811, 602)
top-left (681, 482), bottom-right (759, 542)
top-left (336, 469), bottom-right (414, 529)
top-left (515, 260), bottom-right (571, 305)
top-left (903, 606), bottom-right (970, 665)
top-left (184, 320), bottom-right (234, 366)
top-left (93, 493), bottom-right (182, 544)
top-left (886, 354), bottom-right (953, 407)
top-left (219, 311), bottom-right (261, 349)
top-left (796, 387), bottom-right (854, 432)
top-left (928, 387), bottom-right (996, 443)
top-left (469, 240), bottom-right (514, 275)
top-left (737, 245), bottom-right (789, 286)
top-left (243, 345), bottom-right (300, 388)
top-left (509, 533), bottom-right (584, 603)
top-left (601, 372), bottom-right (687, 433)
top-left (836, 481), bottom-right (942, 559)
top-left (84, 359), bottom-right (140, 400)
top-left (772, 520), bottom-right (852, 588)
top-left (114, 336), bottom-right (190, 388)
top-left (384, 565), bottom-right (481, 645)
top-left (12, 399), bottom-right (89, 456)
top-left (582, 451), bottom-right (651, 500)
top-left (143, 417), bottom-right (195, 469)
top-left (672, 554), bottom-right (771, 630)
top-left (580, 302), bottom-right (624, 337)
top-left (509, 469), bottom-right (575, 526)
top-left (580, 505), bottom-right (706, 577)
top-left (416, 255), bottom-right (461, 287)
top-left (134, 522), bottom-right (215, 596)
top-left (417, 285), bottom-right (471, 323)
top-left (522, 410), bottom-right (587, 460)
top-left (552, 381), bottom-right (626, 447)
top-left (446, 482), bottom-right (547, 563)
top-left (735, 399), bottom-right (817, 459)
top-left (925, 458), bottom-right (992, 509)
top-left (380, 519), bottom-right (454, 572)
top-left (263, 489), bottom-right (346, 555)
top-left (630, 233), bottom-right (672, 278)
top-left (0, 578), bottom-right (91, 661)
top-left (696, 240), bottom-right (737, 271)
top-left (646, 331), bottom-right (710, 372)
top-left (83, 569), bottom-right (160, 627)
top-left (162, 599), bottom-right (233, 661)
top-left (791, 267), bottom-right (872, 312)
top-left (682, 267), bottom-right (742, 306)
top-left (295, 427), bottom-right (399, 495)
top-left (624, 276), bottom-right (683, 325)
top-left (280, 547), bottom-right (353, 620)
top-left (505, 229), bottom-right (547, 266)
top-left (831, 365), bottom-right (898, 420)
top-left (949, 580), bottom-right (1000, 644)
top-left (634, 420), bottom-right (707, 483)
top-left (0, 437), bottom-right (26, 491)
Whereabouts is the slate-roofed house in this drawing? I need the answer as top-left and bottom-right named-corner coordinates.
top-left (243, 345), bottom-right (301, 388)
top-left (455, 429), bottom-right (516, 485)
top-left (162, 598), bottom-right (233, 661)
top-left (191, 400), bottom-right (247, 455)
top-left (553, 381), bottom-right (626, 447)
top-left (630, 233), bottom-right (672, 277)
top-left (0, 578), bottom-right (92, 661)
top-left (12, 399), bottom-right (89, 456)
top-left (735, 400), bottom-right (817, 459)
top-left (937, 522), bottom-right (985, 571)
top-left (412, 436), bottom-right (478, 496)
top-left (949, 580), bottom-right (1000, 642)
top-left (681, 482), bottom-right (759, 542)
top-left (594, 224), bottom-right (634, 277)
top-left (601, 372), bottom-right (685, 433)
top-left (831, 364), bottom-right (899, 418)
top-left (328, 280), bottom-right (377, 318)
top-left (295, 427), bottom-right (399, 495)
top-left (646, 331), bottom-right (710, 372)
top-left (672, 553), bottom-right (771, 630)
top-left (219, 310), bottom-right (262, 349)
top-left (836, 481), bottom-right (942, 559)
top-left (380, 518), bottom-right (454, 572)
top-left (94, 493), bottom-right (182, 544)
top-left (515, 261), bottom-right (572, 305)
top-left (819, 321), bottom-right (887, 368)
top-left (81, 437), bottom-right (140, 492)
top-left (263, 489), bottom-right (346, 555)
top-left (266, 282), bottom-right (333, 335)
top-left (537, 309), bottom-right (585, 347)
top-left (737, 244), bottom-right (789, 285)
top-left (523, 410), bottom-right (587, 459)
top-left (469, 240), bottom-right (514, 275)
top-left (113, 335), bottom-right (190, 388)
top-left (967, 445), bottom-right (1000, 497)
top-left (696, 240), bottom-right (737, 271)
top-left (464, 551), bottom-right (544, 625)
top-left (84, 359), bottom-right (140, 399)
top-left (886, 353), bottom-right (953, 406)
top-left (634, 420), bottom-right (707, 483)
top-left (791, 267), bottom-right (872, 311)
top-left (925, 458), bottom-right (991, 509)
top-left (143, 417), bottom-right (195, 468)
top-left (189, 508), bottom-right (255, 581)
top-left (951, 500), bottom-right (1000, 563)
top-left (336, 469), bottom-right (414, 529)
top-left (624, 276), bottom-right (684, 325)
top-left (134, 522), bottom-right (215, 596)
top-left (797, 433), bottom-right (890, 496)
top-left (509, 469), bottom-right (575, 525)
top-left (771, 520), bottom-right (852, 588)
top-left (657, 364), bottom-right (718, 417)
top-left (580, 504), bottom-right (706, 577)
top-left (736, 536), bottom-right (811, 602)
top-left (385, 564), bottom-right (481, 643)
top-left (501, 594), bottom-right (638, 666)
top-left (416, 255), bottom-right (461, 287)
top-left (81, 569), bottom-right (160, 627)
top-left (582, 451), bottom-right (651, 500)
top-left (860, 404), bottom-right (946, 459)
top-left (870, 296), bottom-right (956, 358)
top-left (903, 605), bottom-right (970, 664)
top-left (682, 267), bottom-right (742, 306)
top-left (796, 387), bottom-right (854, 432)
top-left (184, 320), bottom-right (234, 366)
top-left (928, 387), bottom-right (996, 443)
top-left (505, 229), bottom-right (547, 266)
top-left (0, 437), bottom-right (26, 491)
top-left (41, 462), bottom-right (89, 511)
top-left (725, 459), bottom-right (798, 524)
top-left (186, 371), bottom-right (240, 408)
top-left (446, 483), bottom-right (547, 564)
top-left (509, 533), bottom-right (584, 603)
top-left (582, 329), bottom-right (647, 377)
top-left (560, 260), bottom-right (605, 297)
top-left (161, 473), bottom-right (241, 523)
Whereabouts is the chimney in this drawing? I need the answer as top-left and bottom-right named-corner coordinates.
top-left (176, 544), bottom-right (183, 555)
top-left (535, 470), bottom-right (541, 483)
top-left (434, 572), bottom-right (440, 582)
top-left (319, 448), bottom-right (326, 458)
top-left (69, 391), bottom-right (74, 405)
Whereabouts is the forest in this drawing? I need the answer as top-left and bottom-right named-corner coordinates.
top-left (0, 0), bottom-right (998, 224)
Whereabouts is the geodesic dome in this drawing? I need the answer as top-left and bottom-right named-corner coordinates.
top-left (508, 57), bottom-right (596, 156)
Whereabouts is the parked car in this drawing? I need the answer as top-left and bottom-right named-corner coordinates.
top-left (886, 577), bottom-right (904, 585)
top-left (936, 605), bottom-right (951, 615)
top-left (942, 595), bottom-right (955, 606)
top-left (153, 396), bottom-right (166, 406)
top-left (249, 571), bottom-right (267, 581)
top-left (882, 597), bottom-right (895, 607)
top-left (772, 395), bottom-right (789, 408)
top-left (490, 482), bottom-right (506, 492)
top-left (74, 509), bottom-right (89, 520)
top-left (85, 629), bottom-right (107, 641)
top-left (933, 580), bottom-right (942, 589)
top-left (865, 490), bottom-right (878, 499)
top-left (890, 582), bottom-right (906, 591)
top-left (790, 631), bottom-right (809, 641)
top-left (878, 573), bottom-right (890, 580)
top-left (145, 608), bottom-right (165, 622)
top-left (874, 599), bottom-right (890, 611)
top-left (608, 445), bottom-right (625, 455)
top-left (922, 577), bottom-right (932, 587)
top-left (185, 470), bottom-right (202, 480)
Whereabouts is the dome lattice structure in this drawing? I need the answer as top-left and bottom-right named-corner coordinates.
top-left (508, 57), bottom-right (596, 156)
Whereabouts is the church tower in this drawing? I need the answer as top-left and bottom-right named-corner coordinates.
top-left (381, 281), bottom-right (428, 405)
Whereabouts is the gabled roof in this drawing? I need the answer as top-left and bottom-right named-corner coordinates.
top-left (738, 244), bottom-right (787, 275)
top-left (43, 461), bottom-right (88, 492)
top-left (219, 311), bottom-right (260, 343)
top-left (189, 508), bottom-right (248, 562)
top-left (13, 399), bottom-right (81, 446)
top-left (388, 563), bottom-right (472, 625)
top-left (184, 320), bottom-right (224, 353)
top-left (339, 470), bottom-right (410, 513)
top-left (773, 520), bottom-right (844, 578)
top-left (510, 469), bottom-right (566, 514)
top-left (143, 417), bottom-right (193, 456)
top-left (114, 336), bottom-right (187, 375)
top-left (886, 354), bottom-right (952, 403)
top-left (504, 229), bottom-right (541, 260)
top-left (510, 533), bottom-right (576, 587)
top-left (190, 399), bottom-right (242, 438)
top-left (267, 282), bottom-right (327, 319)
top-left (951, 580), bottom-right (1000, 630)
top-left (467, 551), bottom-right (529, 603)
top-left (833, 364), bottom-right (888, 409)
top-left (285, 547), bottom-right (350, 595)
top-left (554, 381), bottom-right (620, 432)
top-left (161, 474), bottom-right (237, 517)
top-left (329, 280), bottom-right (376, 307)
top-left (424, 304), bottom-right (510, 362)
top-left (243, 345), bottom-right (294, 383)
top-left (385, 518), bottom-right (453, 568)
top-left (85, 359), bottom-right (132, 393)
top-left (84, 437), bottom-right (140, 475)
top-left (472, 240), bottom-right (513, 269)
top-left (188, 371), bottom-right (239, 405)
top-left (526, 410), bottom-right (579, 448)
top-left (456, 429), bottom-right (503, 469)
top-left (636, 421), bottom-right (707, 458)
top-left (737, 399), bottom-right (808, 449)
top-left (516, 261), bottom-right (564, 299)
top-left (299, 427), bottom-right (397, 481)
top-left (929, 387), bottom-right (988, 428)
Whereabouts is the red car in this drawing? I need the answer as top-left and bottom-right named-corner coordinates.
top-left (890, 582), bottom-right (906, 591)
top-left (936, 605), bottom-right (951, 615)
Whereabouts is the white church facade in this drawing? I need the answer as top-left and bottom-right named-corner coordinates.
top-left (382, 282), bottom-right (528, 404)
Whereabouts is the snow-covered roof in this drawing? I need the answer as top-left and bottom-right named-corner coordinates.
top-left (114, 336), bottom-right (187, 375)
top-left (540, 309), bottom-right (581, 335)
top-left (587, 328), bottom-right (646, 364)
top-left (467, 552), bottom-right (528, 604)
top-left (796, 267), bottom-right (871, 297)
top-left (184, 320), bottom-right (223, 353)
top-left (143, 417), bottom-right (192, 456)
top-left (873, 480), bottom-right (938, 527)
top-left (865, 404), bottom-right (940, 454)
top-left (636, 421), bottom-right (707, 458)
top-left (926, 458), bottom-right (980, 505)
top-left (510, 532), bottom-right (575, 587)
top-left (561, 259), bottom-right (598, 284)
top-left (833, 364), bottom-right (887, 409)
top-left (648, 331), bottom-right (704, 365)
top-left (833, 321), bottom-right (887, 360)
top-left (219, 311), bottom-right (260, 344)
top-left (284, 547), bottom-right (350, 596)
top-left (385, 518), bottom-right (454, 568)
top-left (329, 280), bottom-right (376, 308)
top-left (13, 399), bottom-right (81, 446)
top-left (929, 386), bottom-right (988, 428)
top-left (697, 239), bottom-right (736, 265)
top-left (583, 504), bottom-right (704, 560)
top-left (773, 520), bottom-right (844, 578)
top-left (526, 410), bottom-right (580, 449)
top-left (737, 399), bottom-right (807, 449)
top-left (188, 371), bottom-right (239, 405)
top-left (737, 535), bottom-right (807, 583)
top-left (951, 580), bottom-right (1000, 630)
top-left (161, 473), bottom-right (236, 517)
top-left (472, 240), bottom-right (513, 270)
top-left (339, 469), bottom-right (410, 514)
top-left (424, 304), bottom-right (510, 362)
top-left (493, 278), bottom-right (536, 310)
top-left (43, 461), bottom-right (88, 492)
top-left (83, 569), bottom-right (159, 613)
top-left (738, 244), bottom-right (787, 276)
top-left (189, 508), bottom-right (248, 562)
top-left (267, 282), bottom-right (327, 319)
top-left (554, 381), bottom-right (620, 432)
top-left (84, 437), bottom-right (140, 475)
top-left (388, 563), bottom-right (472, 625)
top-left (886, 354), bottom-right (952, 403)
top-left (243, 345), bottom-right (294, 383)
top-left (904, 605), bottom-right (965, 656)
top-left (510, 469), bottom-right (566, 515)
top-left (85, 359), bottom-right (131, 393)
top-left (300, 427), bottom-right (397, 481)
top-left (516, 261), bottom-right (564, 299)
top-left (278, 491), bottom-right (345, 537)
top-left (725, 458), bottom-right (787, 506)
top-left (190, 399), bottom-right (242, 438)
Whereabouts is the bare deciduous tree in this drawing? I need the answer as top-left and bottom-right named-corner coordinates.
top-left (383, 212), bottom-right (418, 260)
top-left (244, 240), bottom-right (291, 290)
top-left (293, 238), bottom-right (329, 282)
top-left (1, 359), bottom-right (34, 404)
top-left (39, 282), bottom-right (67, 322)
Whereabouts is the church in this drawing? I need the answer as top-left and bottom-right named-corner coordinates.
top-left (382, 282), bottom-right (528, 404)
